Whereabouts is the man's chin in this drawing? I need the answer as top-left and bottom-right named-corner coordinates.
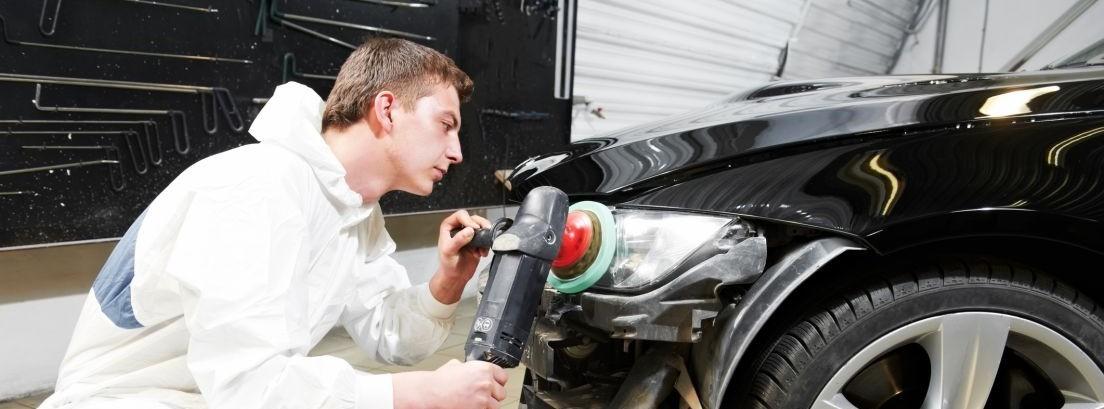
top-left (398, 184), bottom-right (434, 197)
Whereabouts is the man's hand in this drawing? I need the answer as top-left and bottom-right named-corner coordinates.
top-left (392, 360), bottom-right (508, 409)
top-left (431, 210), bottom-right (493, 304)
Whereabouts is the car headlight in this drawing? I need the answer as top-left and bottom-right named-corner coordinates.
top-left (549, 203), bottom-right (734, 293)
top-left (600, 209), bottom-right (733, 290)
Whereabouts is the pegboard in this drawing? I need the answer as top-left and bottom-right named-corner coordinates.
top-left (0, 0), bottom-right (571, 248)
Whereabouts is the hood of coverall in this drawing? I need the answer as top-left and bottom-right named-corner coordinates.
top-left (248, 82), bottom-right (366, 211)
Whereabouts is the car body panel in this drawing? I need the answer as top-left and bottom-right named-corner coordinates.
top-left (510, 68), bottom-right (1104, 253)
top-left (513, 67), bottom-right (1104, 409)
top-left (626, 117), bottom-right (1104, 253)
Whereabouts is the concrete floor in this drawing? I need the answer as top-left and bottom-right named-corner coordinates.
top-left (0, 297), bottom-right (525, 409)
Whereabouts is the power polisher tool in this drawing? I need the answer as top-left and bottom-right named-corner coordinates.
top-left (454, 186), bottom-right (568, 367)
top-left (454, 186), bottom-right (618, 367)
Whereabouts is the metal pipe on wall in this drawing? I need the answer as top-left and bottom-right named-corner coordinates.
top-left (1, 13), bottom-right (251, 63)
top-left (281, 53), bottom-right (337, 83)
top-left (932, 0), bottom-right (949, 74)
top-left (3, 130), bottom-right (149, 174)
top-left (0, 158), bottom-right (125, 191)
top-left (774, 0), bottom-right (813, 80)
top-left (27, 87), bottom-right (192, 155)
top-left (0, 119), bottom-right (166, 165)
top-left (0, 74), bottom-right (243, 135)
top-left (978, 0), bottom-right (990, 72)
top-left (1001, 0), bottom-right (1099, 71)
top-left (0, 72), bottom-right (213, 94)
top-left (117, 0), bottom-right (218, 13)
top-left (887, 0), bottom-right (935, 74)
top-left (347, 0), bottom-right (435, 8)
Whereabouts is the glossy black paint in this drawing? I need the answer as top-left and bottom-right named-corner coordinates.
top-left (509, 68), bottom-right (1104, 253)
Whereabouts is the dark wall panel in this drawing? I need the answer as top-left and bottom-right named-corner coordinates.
top-left (0, 0), bottom-right (570, 247)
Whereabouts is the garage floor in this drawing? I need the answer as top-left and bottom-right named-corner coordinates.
top-left (0, 297), bottom-right (526, 409)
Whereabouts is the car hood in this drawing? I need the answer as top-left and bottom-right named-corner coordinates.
top-left (508, 68), bottom-right (1104, 200)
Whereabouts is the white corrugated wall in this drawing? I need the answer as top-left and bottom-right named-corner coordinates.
top-left (571, 0), bottom-right (922, 141)
top-left (891, 0), bottom-right (1104, 74)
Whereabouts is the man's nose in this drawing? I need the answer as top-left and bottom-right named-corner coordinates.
top-left (446, 134), bottom-right (463, 164)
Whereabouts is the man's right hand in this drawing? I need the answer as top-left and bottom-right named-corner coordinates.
top-left (393, 359), bottom-right (508, 409)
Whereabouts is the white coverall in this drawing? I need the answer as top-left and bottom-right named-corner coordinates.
top-left (40, 82), bottom-right (457, 409)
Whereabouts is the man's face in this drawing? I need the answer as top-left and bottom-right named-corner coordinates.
top-left (386, 84), bottom-right (463, 196)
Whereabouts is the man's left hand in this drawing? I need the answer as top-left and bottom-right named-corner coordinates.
top-left (431, 210), bottom-right (492, 304)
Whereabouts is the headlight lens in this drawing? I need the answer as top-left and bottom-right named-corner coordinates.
top-left (596, 209), bottom-right (733, 290)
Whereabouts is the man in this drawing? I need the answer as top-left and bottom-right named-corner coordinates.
top-left (41, 38), bottom-right (507, 409)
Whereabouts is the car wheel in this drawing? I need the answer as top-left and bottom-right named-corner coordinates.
top-left (746, 258), bottom-right (1104, 409)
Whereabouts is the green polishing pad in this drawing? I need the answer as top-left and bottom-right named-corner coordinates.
top-left (548, 201), bottom-right (616, 294)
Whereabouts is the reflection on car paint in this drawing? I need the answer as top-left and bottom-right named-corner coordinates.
top-left (510, 68), bottom-right (1104, 254)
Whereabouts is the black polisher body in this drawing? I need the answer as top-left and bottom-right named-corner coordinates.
top-left (464, 186), bottom-right (568, 367)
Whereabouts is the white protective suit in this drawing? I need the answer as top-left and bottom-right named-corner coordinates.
top-left (40, 82), bottom-right (457, 409)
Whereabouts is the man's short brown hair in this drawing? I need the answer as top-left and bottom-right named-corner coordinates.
top-left (322, 38), bottom-right (474, 131)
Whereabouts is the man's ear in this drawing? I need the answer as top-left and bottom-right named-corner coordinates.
top-left (371, 91), bottom-right (397, 133)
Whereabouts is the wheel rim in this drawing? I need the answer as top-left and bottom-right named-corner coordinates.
top-left (813, 312), bottom-right (1104, 409)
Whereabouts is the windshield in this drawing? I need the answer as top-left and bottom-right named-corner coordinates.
top-left (1044, 38), bottom-right (1104, 69)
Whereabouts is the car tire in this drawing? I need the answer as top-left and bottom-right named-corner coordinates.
top-left (745, 257), bottom-right (1104, 409)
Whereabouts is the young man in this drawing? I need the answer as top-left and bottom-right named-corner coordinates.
top-left (41, 38), bottom-right (507, 409)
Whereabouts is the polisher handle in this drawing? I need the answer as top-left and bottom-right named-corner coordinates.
top-left (450, 226), bottom-right (495, 250)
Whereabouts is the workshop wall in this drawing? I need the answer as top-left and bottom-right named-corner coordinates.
top-left (892, 0), bottom-right (1104, 73)
top-left (0, 1), bottom-right (566, 399)
top-left (0, 293), bottom-right (84, 399)
top-left (0, 0), bottom-right (570, 248)
top-left (569, 0), bottom-right (922, 141)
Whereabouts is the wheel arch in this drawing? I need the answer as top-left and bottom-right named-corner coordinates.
top-left (702, 231), bottom-right (1104, 409)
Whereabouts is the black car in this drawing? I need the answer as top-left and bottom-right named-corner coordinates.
top-left (505, 40), bottom-right (1104, 409)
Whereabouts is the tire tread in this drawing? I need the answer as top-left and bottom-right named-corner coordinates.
top-left (745, 257), bottom-right (1104, 409)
